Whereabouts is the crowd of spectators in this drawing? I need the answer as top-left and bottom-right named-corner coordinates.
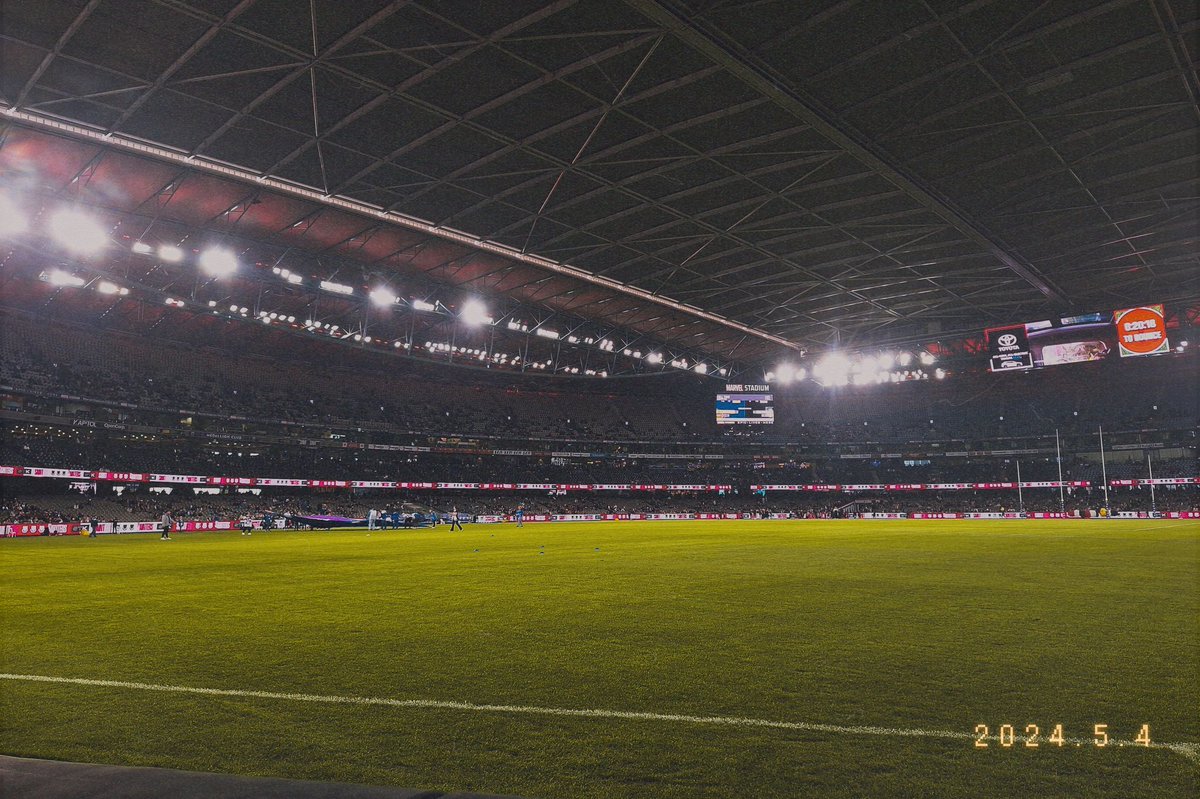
top-left (3, 312), bottom-right (1196, 451)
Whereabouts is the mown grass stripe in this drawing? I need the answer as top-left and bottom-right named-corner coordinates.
top-left (3, 672), bottom-right (1195, 763)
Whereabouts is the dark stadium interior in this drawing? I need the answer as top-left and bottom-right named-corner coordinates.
top-left (1, 2), bottom-right (1198, 798)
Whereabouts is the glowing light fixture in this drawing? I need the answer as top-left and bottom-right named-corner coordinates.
top-left (49, 209), bottom-right (108, 255)
top-left (199, 248), bottom-right (238, 277)
top-left (369, 287), bottom-right (398, 307)
top-left (461, 299), bottom-right (493, 326)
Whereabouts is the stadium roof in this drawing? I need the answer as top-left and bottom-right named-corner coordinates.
top-left (1, 0), bottom-right (1197, 372)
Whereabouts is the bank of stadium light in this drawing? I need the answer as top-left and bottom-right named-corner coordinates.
top-left (812, 352), bottom-right (851, 387)
top-left (775, 364), bottom-right (797, 384)
top-left (42, 269), bottom-right (86, 288)
top-left (693, 363), bottom-right (708, 375)
top-left (646, 352), bottom-right (662, 364)
top-left (95, 280), bottom-right (128, 296)
top-left (535, 327), bottom-right (559, 339)
top-left (369, 287), bottom-right (398, 307)
top-left (48, 208), bottom-right (108, 255)
top-left (461, 299), bottom-right (493, 326)
top-left (0, 194), bottom-right (28, 237)
top-left (319, 279), bottom-right (354, 295)
top-left (919, 351), bottom-right (936, 365)
top-left (199, 248), bottom-right (238, 277)
top-left (411, 299), bottom-right (437, 312)
top-left (131, 241), bottom-right (153, 254)
top-left (158, 244), bottom-right (184, 262)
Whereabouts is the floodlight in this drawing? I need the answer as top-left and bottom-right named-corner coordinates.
top-left (535, 328), bottom-right (559, 339)
top-left (776, 364), bottom-right (796, 384)
top-left (693, 363), bottom-right (708, 375)
top-left (45, 270), bottom-right (86, 288)
top-left (898, 352), bottom-right (913, 367)
top-left (813, 352), bottom-right (851, 386)
top-left (0, 194), bottom-right (28, 237)
top-left (646, 352), bottom-right (662, 364)
top-left (369, 287), bottom-right (398, 307)
top-left (320, 280), bottom-right (353, 295)
top-left (919, 351), bottom-right (936, 365)
top-left (286, 273), bottom-right (303, 284)
top-left (200, 248), bottom-right (238, 277)
top-left (934, 368), bottom-right (946, 380)
top-left (48, 208), bottom-right (108, 255)
top-left (462, 299), bottom-right (493, 326)
top-left (131, 241), bottom-right (153, 255)
top-left (159, 244), bottom-right (184, 263)
top-left (96, 281), bottom-right (121, 295)
top-left (412, 299), bottom-right (437, 312)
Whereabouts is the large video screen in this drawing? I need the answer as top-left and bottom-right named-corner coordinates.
top-left (986, 304), bottom-right (1169, 373)
top-left (716, 384), bottom-right (774, 425)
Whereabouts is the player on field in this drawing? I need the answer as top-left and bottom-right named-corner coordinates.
top-left (448, 506), bottom-right (463, 531)
top-left (160, 511), bottom-right (173, 540)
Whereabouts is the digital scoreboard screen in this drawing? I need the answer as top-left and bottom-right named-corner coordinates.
top-left (716, 384), bottom-right (774, 425)
top-left (985, 304), bottom-right (1170, 373)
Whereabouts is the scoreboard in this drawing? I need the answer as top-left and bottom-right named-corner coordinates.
top-left (716, 384), bottom-right (774, 425)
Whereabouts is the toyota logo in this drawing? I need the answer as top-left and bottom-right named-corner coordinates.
top-left (997, 333), bottom-right (1017, 347)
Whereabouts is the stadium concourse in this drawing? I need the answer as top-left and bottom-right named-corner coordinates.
top-left (1, 1), bottom-right (1198, 797)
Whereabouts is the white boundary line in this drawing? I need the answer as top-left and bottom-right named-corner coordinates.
top-left (2, 673), bottom-right (1196, 763)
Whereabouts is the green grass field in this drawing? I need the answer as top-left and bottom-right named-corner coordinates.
top-left (1, 519), bottom-right (1197, 798)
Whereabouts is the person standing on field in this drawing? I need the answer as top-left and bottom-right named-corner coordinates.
top-left (449, 506), bottom-right (463, 531)
top-left (160, 511), bottom-right (173, 540)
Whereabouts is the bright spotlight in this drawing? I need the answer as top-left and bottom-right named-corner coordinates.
top-left (898, 352), bottom-right (913, 367)
top-left (369, 287), bottom-right (398, 307)
top-left (131, 241), bottom-right (153, 255)
top-left (461, 299), bottom-right (492, 326)
top-left (199, 248), bottom-right (238, 277)
top-left (919, 351), bottom-right (936, 366)
top-left (43, 269), bottom-right (86, 288)
top-left (693, 363), bottom-right (708, 375)
top-left (412, 299), bottom-right (437, 312)
top-left (934, 368), bottom-right (946, 380)
top-left (96, 280), bottom-right (121, 295)
top-left (48, 208), bottom-right (108, 255)
top-left (319, 280), bottom-right (353, 295)
top-left (776, 364), bottom-right (796, 384)
top-left (813, 352), bottom-right (852, 386)
top-left (646, 352), bottom-right (662, 364)
top-left (158, 244), bottom-right (184, 263)
top-left (0, 195), bottom-right (28, 237)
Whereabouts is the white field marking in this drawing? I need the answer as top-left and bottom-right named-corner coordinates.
top-left (2, 673), bottom-right (1197, 763)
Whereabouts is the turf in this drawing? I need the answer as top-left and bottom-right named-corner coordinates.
top-left (1, 519), bottom-right (1197, 798)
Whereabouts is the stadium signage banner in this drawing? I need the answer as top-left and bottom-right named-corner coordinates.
top-left (752, 481), bottom-right (1091, 492)
top-left (149, 473), bottom-right (208, 483)
top-left (93, 472), bottom-right (149, 482)
top-left (18, 467), bottom-right (90, 479)
top-left (985, 324), bottom-right (1033, 371)
top-left (1109, 477), bottom-right (1200, 486)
